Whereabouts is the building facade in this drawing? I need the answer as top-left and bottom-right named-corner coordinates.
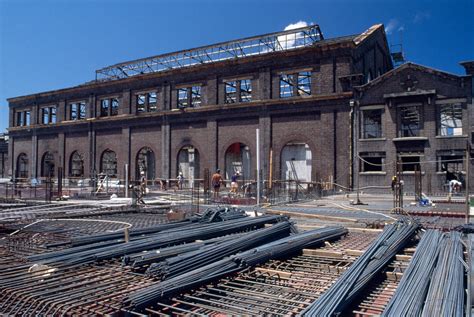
top-left (0, 134), bottom-right (8, 179)
top-left (6, 24), bottom-right (472, 193)
top-left (355, 62), bottom-right (474, 193)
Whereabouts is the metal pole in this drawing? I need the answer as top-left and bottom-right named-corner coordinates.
top-left (256, 128), bottom-right (260, 206)
top-left (466, 140), bottom-right (471, 224)
top-left (125, 164), bottom-right (129, 198)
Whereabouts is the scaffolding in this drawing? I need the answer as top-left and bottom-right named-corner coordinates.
top-left (95, 25), bottom-right (324, 81)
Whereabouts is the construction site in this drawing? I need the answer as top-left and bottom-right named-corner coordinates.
top-left (2, 21), bottom-right (474, 316)
top-left (0, 184), bottom-right (473, 316)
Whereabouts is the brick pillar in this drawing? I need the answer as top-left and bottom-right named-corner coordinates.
top-left (162, 84), bottom-right (171, 111)
top-left (9, 106), bottom-right (15, 128)
top-left (8, 136), bottom-right (14, 178)
top-left (57, 132), bottom-right (65, 171)
top-left (161, 121), bottom-right (170, 178)
top-left (88, 94), bottom-right (96, 118)
top-left (88, 125), bottom-right (96, 178)
top-left (57, 100), bottom-right (66, 122)
top-left (207, 120), bottom-right (218, 172)
top-left (206, 77), bottom-right (218, 106)
top-left (259, 67), bottom-right (272, 100)
top-left (31, 131), bottom-right (38, 178)
top-left (121, 90), bottom-right (131, 115)
top-left (121, 127), bottom-right (131, 179)
top-left (32, 103), bottom-right (39, 125)
top-left (259, 115), bottom-right (271, 181)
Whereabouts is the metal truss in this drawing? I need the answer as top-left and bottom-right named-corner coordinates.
top-left (96, 25), bottom-right (324, 81)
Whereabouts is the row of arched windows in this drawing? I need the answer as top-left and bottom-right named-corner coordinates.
top-left (15, 143), bottom-right (313, 182)
top-left (15, 148), bottom-right (151, 179)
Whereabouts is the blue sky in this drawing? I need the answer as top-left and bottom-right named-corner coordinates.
top-left (0, 0), bottom-right (472, 132)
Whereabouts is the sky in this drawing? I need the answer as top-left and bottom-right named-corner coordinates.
top-left (0, 0), bottom-right (473, 133)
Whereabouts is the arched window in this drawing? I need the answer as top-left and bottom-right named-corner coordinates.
top-left (281, 143), bottom-right (312, 188)
top-left (41, 152), bottom-right (55, 177)
top-left (136, 147), bottom-right (155, 180)
top-left (69, 151), bottom-right (84, 177)
top-left (100, 150), bottom-right (117, 177)
top-left (177, 145), bottom-right (200, 185)
top-left (16, 153), bottom-right (28, 179)
top-left (225, 142), bottom-right (251, 180)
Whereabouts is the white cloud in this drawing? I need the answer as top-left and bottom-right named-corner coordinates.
top-left (284, 21), bottom-right (308, 31)
top-left (413, 11), bottom-right (431, 24)
top-left (398, 25), bottom-right (405, 32)
top-left (275, 21), bottom-right (310, 50)
top-left (385, 19), bottom-right (399, 35)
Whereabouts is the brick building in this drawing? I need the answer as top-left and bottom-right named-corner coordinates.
top-left (355, 62), bottom-right (474, 193)
top-left (6, 24), bottom-right (473, 193)
top-left (0, 134), bottom-right (8, 179)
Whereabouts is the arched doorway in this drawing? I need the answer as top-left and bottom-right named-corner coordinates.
top-left (225, 142), bottom-right (251, 180)
top-left (136, 147), bottom-right (155, 180)
top-left (177, 145), bottom-right (200, 186)
top-left (100, 149), bottom-right (117, 177)
top-left (281, 143), bottom-right (312, 187)
top-left (16, 153), bottom-right (29, 179)
top-left (69, 151), bottom-right (84, 178)
top-left (41, 152), bottom-right (55, 178)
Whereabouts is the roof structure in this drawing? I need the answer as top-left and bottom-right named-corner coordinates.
top-left (95, 24), bottom-right (324, 81)
top-left (355, 62), bottom-right (467, 91)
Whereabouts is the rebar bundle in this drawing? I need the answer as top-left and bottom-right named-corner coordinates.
top-left (27, 215), bottom-right (285, 266)
top-left (124, 226), bottom-right (347, 310)
top-left (145, 221), bottom-right (292, 278)
top-left (421, 231), bottom-right (465, 317)
top-left (381, 229), bottom-right (443, 316)
top-left (301, 219), bottom-right (419, 316)
top-left (194, 206), bottom-right (248, 222)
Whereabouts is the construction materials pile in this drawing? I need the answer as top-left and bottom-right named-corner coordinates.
top-left (124, 225), bottom-right (348, 310)
top-left (0, 202), bottom-right (471, 316)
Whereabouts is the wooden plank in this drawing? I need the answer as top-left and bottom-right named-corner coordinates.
top-left (345, 249), bottom-right (364, 256)
top-left (395, 254), bottom-right (411, 261)
top-left (303, 249), bottom-right (344, 258)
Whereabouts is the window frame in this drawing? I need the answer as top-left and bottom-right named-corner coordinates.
top-left (400, 155), bottom-right (422, 172)
top-left (224, 79), bottom-right (252, 104)
top-left (100, 150), bottom-right (118, 177)
top-left (40, 106), bottom-right (57, 124)
top-left (439, 103), bottom-right (463, 136)
top-left (69, 151), bottom-right (84, 178)
top-left (177, 85), bottom-right (202, 108)
top-left (136, 91), bottom-right (158, 113)
top-left (279, 71), bottom-right (312, 99)
top-left (69, 101), bottom-right (86, 120)
top-left (99, 97), bottom-right (119, 117)
top-left (359, 152), bottom-right (385, 172)
top-left (398, 104), bottom-right (422, 137)
top-left (361, 108), bottom-right (383, 139)
top-left (224, 81), bottom-right (238, 104)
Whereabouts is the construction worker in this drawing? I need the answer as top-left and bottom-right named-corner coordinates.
top-left (211, 169), bottom-right (223, 199)
top-left (177, 172), bottom-right (184, 190)
top-left (391, 176), bottom-right (397, 191)
top-left (230, 171), bottom-right (240, 195)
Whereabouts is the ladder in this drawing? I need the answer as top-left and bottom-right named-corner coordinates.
top-left (96, 174), bottom-right (108, 193)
